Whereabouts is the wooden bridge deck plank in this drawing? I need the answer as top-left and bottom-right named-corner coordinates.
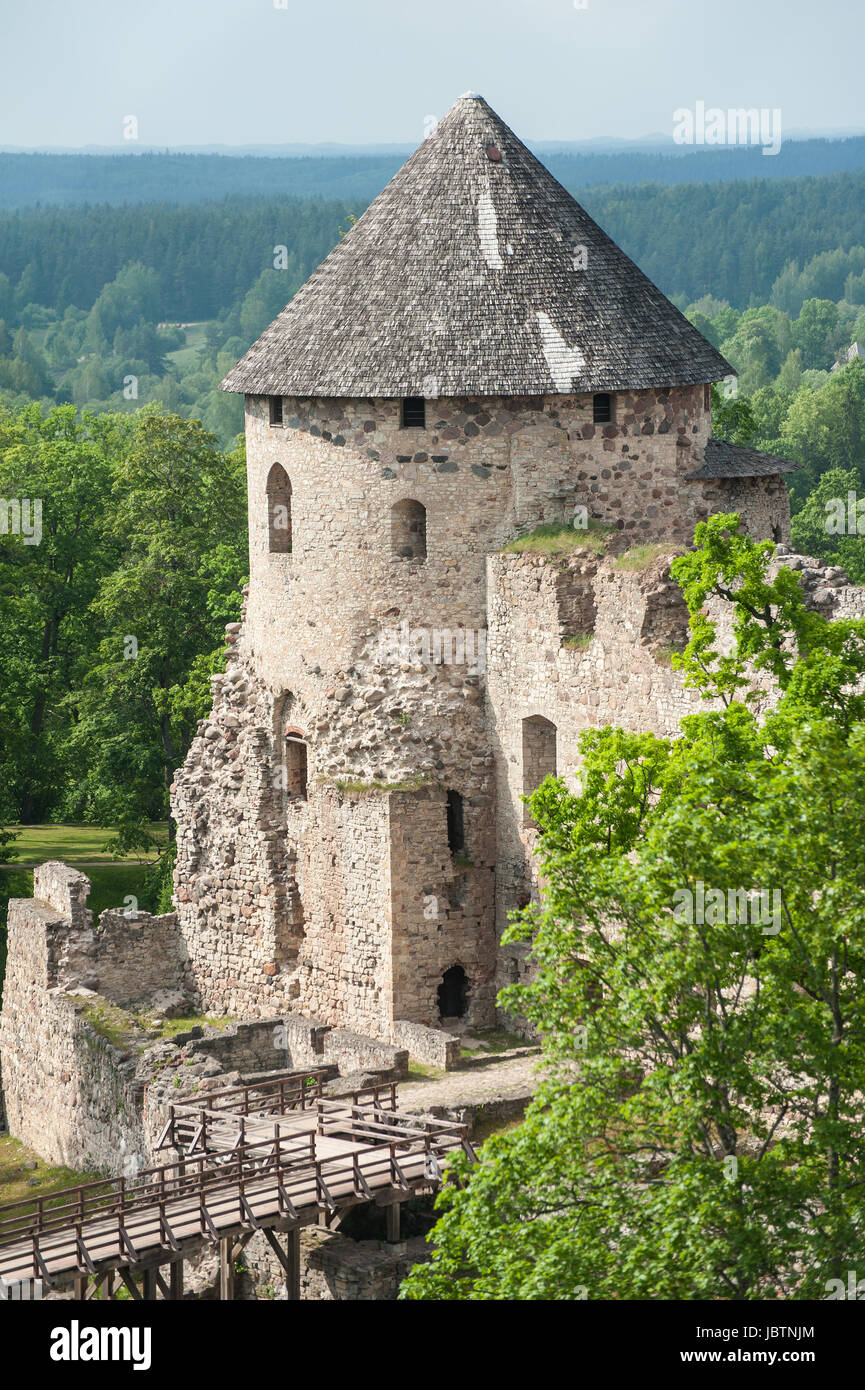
top-left (0, 1128), bottom-right (461, 1288)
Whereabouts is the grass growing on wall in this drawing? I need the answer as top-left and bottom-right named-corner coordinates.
top-left (329, 775), bottom-right (430, 795)
top-left (614, 541), bottom-right (673, 571)
top-left (0, 1135), bottom-right (104, 1213)
top-left (502, 521), bottom-right (611, 556)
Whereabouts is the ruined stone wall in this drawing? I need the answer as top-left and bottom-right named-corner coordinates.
top-left (698, 474), bottom-right (791, 544)
top-left (171, 583), bottom-right (495, 1038)
top-left (389, 787), bottom-right (497, 1031)
top-left (170, 383), bottom-right (791, 1047)
top-left (94, 909), bottom-right (190, 1012)
top-left (292, 785), bottom-right (393, 1036)
top-left (171, 649), bottom-right (303, 1019)
top-left (486, 542), bottom-right (865, 1026)
top-left (0, 868), bottom-right (152, 1172)
top-left (487, 549), bottom-right (706, 1017)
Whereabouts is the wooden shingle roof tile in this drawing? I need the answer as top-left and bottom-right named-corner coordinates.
top-left (221, 95), bottom-right (732, 398)
top-left (686, 439), bottom-right (803, 480)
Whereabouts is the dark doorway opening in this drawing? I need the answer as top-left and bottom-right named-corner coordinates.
top-left (438, 964), bottom-right (468, 1019)
top-left (446, 790), bottom-right (465, 855)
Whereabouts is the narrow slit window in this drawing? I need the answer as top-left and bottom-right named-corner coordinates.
top-left (269, 396), bottom-right (284, 427)
top-left (446, 790), bottom-right (465, 855)
top-left (593, 393), bottom-right (612, 424)
top-left (402, 397), bottom-right (426, 428)
top-left (267, 463), bottom-right (292, 554)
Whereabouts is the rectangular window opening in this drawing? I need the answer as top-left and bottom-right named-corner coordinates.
top-left (402, 397), bottom-right (426, 428)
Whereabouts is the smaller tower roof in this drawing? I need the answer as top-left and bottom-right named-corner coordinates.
top-left (222, 95), bottom-right (731, 399)
top-left (686, 439), bottom-right (803, 479)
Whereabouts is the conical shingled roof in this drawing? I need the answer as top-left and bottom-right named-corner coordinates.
top-left (221, 95), bottom-right (732, 398)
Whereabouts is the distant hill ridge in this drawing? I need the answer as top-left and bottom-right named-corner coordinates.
top-left (1, 135), bottom-right (864, 211)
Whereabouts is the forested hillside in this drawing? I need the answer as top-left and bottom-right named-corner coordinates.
top-left (2, 170), bottom-right (865, 316)
top-left (1, 169), bottom-right (865, 445)
top-left (3, 158), bottom-right (865, 864)
top-left (2, 134), bottom-right (864, 210)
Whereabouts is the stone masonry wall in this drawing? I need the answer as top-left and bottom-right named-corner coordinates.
top-left (0, 867), bottom-right (154, 1172)
top-left (243, 388), bottom-right (718, 686)
top-left (486, 541), bottom-right (865, 1027)
top-left (169, 383), bottom-right (790, 1049)
top-left (389, 788), bottom-right (497, 1031)
top-left (172, 577), bottom-right (495, 1039)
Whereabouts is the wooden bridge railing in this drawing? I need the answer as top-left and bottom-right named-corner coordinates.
top-left (0, 1109), bottom-right (471, 1286)
top-left (0, 1129), bottom-right (315, 1251)
top-left (158, 1080), bottom-right (402, 1155)
top-left (173, 1068), bottom-right (332, 1117)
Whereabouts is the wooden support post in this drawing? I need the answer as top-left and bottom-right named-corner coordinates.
top-left (142, 1267), bottom-right (157, 1301)
top-left (170, 1259), bottom-right (184, 1301)
top-left (385, 1202), bottom-right (402, 1244)
top-left (286, 1228), bottom-right (300, 1301)
top-left (219, 1237), bottom-right (235, 1301)
top-left (73, 1276), bottom-right (87, 1300)
top-left (118, 1270), bottom-right (143, 1302)
top-left (263, 1227), bottom-right (300, 1300)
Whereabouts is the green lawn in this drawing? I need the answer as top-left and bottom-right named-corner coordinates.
top-left (164, 320), bottom-right (211, 371)
top-left (5, 822), bottom-right (168, 866)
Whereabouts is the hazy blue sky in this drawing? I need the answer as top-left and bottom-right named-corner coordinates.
top-left (2, 0), bottom-right (861, 148)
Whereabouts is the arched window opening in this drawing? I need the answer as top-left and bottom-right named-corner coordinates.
top-left (267, 463), bottom-right (292, 554)
top-left (446, 790), bottom-right (465, 855)
top-left (593, 392), bottom-right (613, 424)
top-left (522, 715), bottom-right (557, 826)
top-left (438, 965), bottom-right (468, 1020)
top-left (391, 499), bottom-right (427, 561)
top-left (284, 732), bottom-right (308, 801)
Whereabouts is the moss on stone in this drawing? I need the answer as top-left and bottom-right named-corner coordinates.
top-left (76, 996), bottom-right (139, 1049)
top-left (0, 1134), bottom-right (104, 1213)
top-left (155, 1013), bottom-right (235, 1038)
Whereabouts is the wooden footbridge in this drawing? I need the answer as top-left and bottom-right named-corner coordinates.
top-left (0, 1070), bottom-right (475, 1301)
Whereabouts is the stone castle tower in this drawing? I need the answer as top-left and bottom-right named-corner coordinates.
top-left (169, 95), bottom-right (800, 1051)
